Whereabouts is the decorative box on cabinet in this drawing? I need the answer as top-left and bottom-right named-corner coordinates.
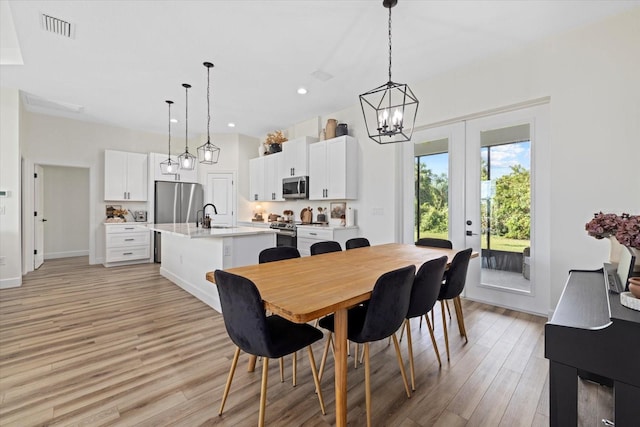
top-left (249, 153), bottom-right (284, 201)
top-left (308, 136), bottom-right (358, 200)
top-left (296, 225), bottom-right (359, 257)
top-left (150, 152), bottom-right (198, 183)
top-left (281, 136), bottom-right (317, 177)
top-left (104, 223), bottom-right (151, 267)
top-left (104, 150), bottom-right (148, 201)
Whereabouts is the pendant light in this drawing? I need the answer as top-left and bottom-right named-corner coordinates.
top-left (359, 0), bottom-right (418, 144)
top-left (160, 100), bottom-right (178, 175)
top-left (178, 83), bottom-right (196, 170)
top-left (197, 61), bottom-right (221, 164)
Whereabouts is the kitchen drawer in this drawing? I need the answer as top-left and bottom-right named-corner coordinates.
top-left (106, 232), bottom-right (150, 247)
top-left (297, 227), bottom-right (333, 240)
top-left (296, 237), bottom-right (316, 257)
top-left (105, 224), bottom-right (147, 234)
top-left (105, 245), bottom-right (150, 262)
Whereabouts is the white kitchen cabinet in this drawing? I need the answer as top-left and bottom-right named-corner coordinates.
top-left (249, 153), bottom-right (283, 202)
top-left (150, 152), bottom-right (198, 183)
top-left (281, 136), bottom-right (317, 177)
top-left (103, 223), bottom-right (151, 266)
top-left (309, 135), bottom-right (358, 200)
top-left (104, 150), bottom-right (148, 201)
top-left (296, 225), bottom-right (359, 257)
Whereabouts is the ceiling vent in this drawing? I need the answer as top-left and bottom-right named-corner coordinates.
top-left (41, 13), bottom-right (74, 38)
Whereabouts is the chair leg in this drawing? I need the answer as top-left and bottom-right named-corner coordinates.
top-left (354, 343), bottom-right (359, 369)
top-left (307, 346), bottom-right (326, 415)
top-left (364, 342), bottom-right (372, 427)
top-left (441, 300), bottom-right (450, 361)
top-left (258, 357), bottom-right (269, 427)
top-left (392, 333), bottom-right (411, 398)
top-left (219, 346), bottom-right (241, 415)
top-left (445, 299), bottom-right (452, 319)
top-left (405, 320), bottom-right (416, 391)
top-left (292, 351), bottom-right (297, 386)
top-left (279, 357), bottom-right (284, 383)
top-left (453, 296), bottom-right (468, 342)
top-left (318, 332), bottom-right (332, 381)
top-left (425, 313), bottom-right (442, 367)
top-left (399, 321), bottom-right (406, 342)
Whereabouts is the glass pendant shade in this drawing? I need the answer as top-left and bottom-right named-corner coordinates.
top-left (178, 83), bottom-right (196, 170)
top-left (160, 100), bottom-right (178, 175)
top-left (359, 0), bottom-right (418, 144)
top-left (197, 61), bottom-right (221, 165)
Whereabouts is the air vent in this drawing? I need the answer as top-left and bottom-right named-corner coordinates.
top-left (41, 13), bottom-right (74, 38)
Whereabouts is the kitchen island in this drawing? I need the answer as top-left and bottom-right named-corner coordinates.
top-left (148, 223), bottom-right (276, 312)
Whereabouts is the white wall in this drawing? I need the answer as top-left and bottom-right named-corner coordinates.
top-left (0, 87), bottom-right (21, 288)
top-left (42, 165), bottom-right (90, 259)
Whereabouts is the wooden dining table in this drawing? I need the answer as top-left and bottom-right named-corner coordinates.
top-left (206, 243), bottom-right (477, 426)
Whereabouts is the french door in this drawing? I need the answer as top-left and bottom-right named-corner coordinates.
top-left (405, 104), bottom-right (550, 315)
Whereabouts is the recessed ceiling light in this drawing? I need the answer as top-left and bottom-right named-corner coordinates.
top-left (170, 118), bottom-right (178, 123)
top-left (297, 87), bottom-right (308, 95)
top-left (227, 122), bottom-right (236, 128)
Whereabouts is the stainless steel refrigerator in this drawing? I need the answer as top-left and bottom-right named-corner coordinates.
top-left (154, 181), bottom-right (203, 262)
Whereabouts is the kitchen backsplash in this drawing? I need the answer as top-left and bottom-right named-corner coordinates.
top-left (252, 199), bottom-right (355, 226)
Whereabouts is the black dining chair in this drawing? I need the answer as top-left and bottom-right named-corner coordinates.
top-left (310, 240), bottom-right (342, 255)
top-left (258, 246), bottom-right (302, 384)
top-left (214, 270), bottom-right (325, 426)
top-left (345, 237), bottom-right (371, 250)
top-left (437, 248), bottom-right (473, 361)
top-left (415, 237), bottom-right (453, 249)
top-left (317, 265), bottom-right (416, 427)
top-left (403, 256), bottom-right (448, 390)
top-left (259, 246), bottom-right (300, 263)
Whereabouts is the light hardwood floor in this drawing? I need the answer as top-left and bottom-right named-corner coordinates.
top-left (1, 257), bottom-right (612, 426)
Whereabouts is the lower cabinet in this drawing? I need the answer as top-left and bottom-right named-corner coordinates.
top-left (104, 223), bottom-right (151, 267)
top-left (296, 225), bottom-right (359, 257)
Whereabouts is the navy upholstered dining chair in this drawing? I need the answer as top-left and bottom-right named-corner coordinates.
top-left (258, 245), bottom-right (302, 384)
top-left (310, 240), bottom-right (342, 255)
top-left (345, 237), bottom-right (371, 250)
top-left (214, 270), bottom-right (325, 426)
top-left (437, 248), bottom-right (473, 361)
top-left (259, 246), bottom-right (300, 263)
top-left (404, 256), bottom-right (448, 390)
top-left (415, 237), bottom-right (453, 249)
top-left (317, 265), bottom-right (416, 427)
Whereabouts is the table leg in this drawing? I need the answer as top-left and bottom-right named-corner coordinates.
top-left (334, 308), bottom-right (348, 427)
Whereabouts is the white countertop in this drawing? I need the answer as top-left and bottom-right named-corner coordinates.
top-left (147, 223), bottom-right (276, 239)
top-left (297, 224), bottom-right (358, 230)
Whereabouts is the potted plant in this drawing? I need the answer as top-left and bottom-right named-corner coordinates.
top-left (585, 212), bottom-right (640, 267)
top-left (264, 130), bottom-right (287, 154)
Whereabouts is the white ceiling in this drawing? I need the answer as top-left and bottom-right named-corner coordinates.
top-left (2, 0), bottom-right (638, 139)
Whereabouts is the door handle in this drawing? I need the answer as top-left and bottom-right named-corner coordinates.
top-left (41, 218), bottom-right (48, 222)
top-left (466, 231), bottom-right (479, 236)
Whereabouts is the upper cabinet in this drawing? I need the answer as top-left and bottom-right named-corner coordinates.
top-left (281, 136), bottom-right (318, 177)
top-left (309, 136), bottom-right (358, 200)
top-left (249, 153), bottom-right (284, 202)
top-left (150, 152), bottom-right (198, 183)
top-left (104, 150), bottom-right (148, 201)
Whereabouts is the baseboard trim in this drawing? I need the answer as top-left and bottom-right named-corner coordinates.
top-left (0, 276), bottom-right (22, 288)
top-left (160, 267), bottom-right (221, 313)
top-left (45, 250), bottom-right (89, 260)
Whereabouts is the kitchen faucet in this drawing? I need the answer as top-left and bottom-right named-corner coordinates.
top-left (197, 203), bottom-right (218, 228)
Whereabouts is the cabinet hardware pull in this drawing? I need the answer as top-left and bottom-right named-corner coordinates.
top-left (125, 238), bottom-right (134, 241)
top-left (125, 227), bottom-right (134, 230)
top-left (123, 252), bottom-right (133, 255)
top-left (310, 232), bottom-right (317, 236)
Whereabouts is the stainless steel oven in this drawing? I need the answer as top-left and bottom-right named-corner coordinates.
top-left (269, 222), bottom-right (297, 248)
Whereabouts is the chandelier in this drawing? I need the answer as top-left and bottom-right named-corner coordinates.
top-left (197, 62), bottom-right (221, 164)
top-left (159, 100), bottom-right (178, 175)
top-left (359, 0), bottom-right (418, 144)
top-left (178, 83), bottom-right (196, 170)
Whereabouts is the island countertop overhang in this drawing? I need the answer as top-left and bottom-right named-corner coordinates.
top-left (147, 223), bottom-right (276, 239)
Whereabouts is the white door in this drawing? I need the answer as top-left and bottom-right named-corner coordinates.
top-left (463, 104), bottom-right (550, 315)
top-left (206, 173), bottom-right (235, 226)
top-left (34, 165), bottom-right (45, 269)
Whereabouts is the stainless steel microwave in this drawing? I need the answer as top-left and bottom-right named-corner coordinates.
top-left (282, 176), bottom-right (309, 199)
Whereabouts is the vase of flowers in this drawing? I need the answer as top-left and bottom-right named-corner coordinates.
top-left (264, 130), bottom-right (287, 155)
top-left (585, 212), bottom-right (640, 269)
